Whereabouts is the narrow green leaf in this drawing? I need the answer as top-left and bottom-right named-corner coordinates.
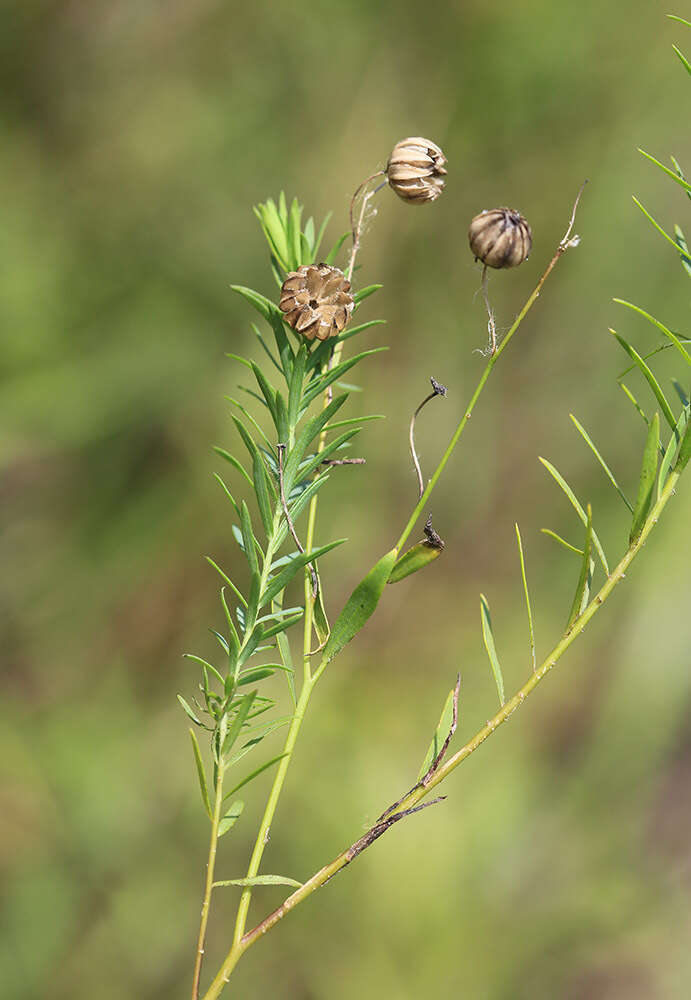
top-left (632, 197), bottom-right (684, 254)
top-left (667, 14), bottom-right (691, 27)
top-left (313, 576), bottom-right (330, 646)
top-left (250, 362), bottom-right (278, 422)
top-left (223, 752), bottom-right (288, 798)
top-left (335, 318), bottom-right (387, 345)
top-left (387, 541), bottom-right (443, 584)
top-left (674, 224), bottom-right (691, 277)
top-left (292, 428), bottom-right (361, 487)
top-left (283, 394), bottom-right (348, 488)
top-left (611, 331), bottom-right (677, 430)
top-left (324, 231), bottom-right (349, 265)
top-left (217, 800), bottom-right (244, 837)
top-left (212, 875), bottom-right (302, 889)
top-left (288, 345), bottom-right (307, 427)
top-left (515, 524), bottom-right (536, 670)
top-left (237, 667), bottom-right (276, 686)
top-left (231, 285), bottom-right (282, 323)
top-left (226, 396), bottom-right (273, 448)
top-left (619, 381), bottom-right (651, 428)
top-left (673, 44), bottom-right (691, 75)
top-left (630, 412), bottom-right (660, 544)
top-left (205, 556), bottom-right (248, 609)
top-left (658, 405), bottom-right (690, 497)
top-left (417, 686), bottom-right (457, 781)
top-left (262, 539), bottom-right (345, 606)
top-left (253, 453), bottom-right (274, 536)
top-left (250, 323), bottom-right (284, 375)
top-left (480, 595), bottom-right (505, 707)
top-left (183, 652), bottom-right (225, 687)
top-left (219, 588), bottom-right (240, 665)
top-left (539, 458), bottom-right (610, 575)
top-left (638, 149), bottom-right (691, 194)
top-left (303, 216), bottom-right (315, 251)
top-left (274, 391), bottom-right (289, 443)
top-left (231, 415), bottom-right (261, 468)
top-left (675, 420), bottom-right (691, 472)
top-left (259, 611), bottom-right (304, 640)
top-left (613, 300), bottom-right (691, 368)
top-left (300, 348), bottom-right (387, 410)
top-left (313, 211), bottom-right (332, 258)
top-left (566, 505), bottom-right (594, 630)
top-left (671, 380), bottom-right (689, 408)
top-left (213, 473), bottom-right (242, 519)
top-left (222, 691), bottom-right (257, 755)
top-left (240, 501), bottom-right (259, 578)
top-left (178, 694), bottom-right (203, 726)
top-left (189, 729), bottom-right (212, 819)
top-left (353, 284), bottom-right (383, 305)
top-left (255, 199), bottom-right (290, 268)
top-left (540, 528), bottom-right (584, 556)
top-left (214, 447), bottom-right (253, 488)
top-left (569, 414), bottom-right (633, 512)
top-left (323, 414), bottom-right (385, 432)
top-left (323, 549), bottom-right (398, 663)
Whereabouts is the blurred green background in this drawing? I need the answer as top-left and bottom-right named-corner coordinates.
top-left (1, 2), bottom-right (690, 997)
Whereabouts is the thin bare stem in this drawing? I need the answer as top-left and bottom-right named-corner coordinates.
top-left (347, 170), bottom-right (385, 283)
top-left (277, 444), bottom-right (318, 598)
top-left (409, 377), bottom-right (448, 499)
top-left (191, 766), bottom-right (225, 1000)
top-left (480, 264), bottom-right (497, 355)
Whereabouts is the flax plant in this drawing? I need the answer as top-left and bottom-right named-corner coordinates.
top-left (182, 23), bottom-right (691, 997)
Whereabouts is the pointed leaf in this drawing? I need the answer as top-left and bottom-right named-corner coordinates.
top-left (638, 148), bottom-right (691, 194)
top-left (387, 541), bottom-right (443, 584)
top-left (323, 549), bottom-right (398, 663)
top-left (231, 285), bottom-right (282, 323)
top-left (300, 348), bottom-right (387, 410)
top-left (353, 284), bottom-right (383, 305)
top-left (240, 501), bottom-right (259, 579)
top-left (324, 231), bottom-right (349, 265)
top-left (569, 414), bottom-right (633, 512)
top-left (222, 691), bottom-right (257, 755)
top-left (217, 800), bottom-right (244, 837)
top-left (540, 528), bottom-right (584, 556)
top-left (189, 729), bottom-right (212, 818)
top-left (223, 752), bottom-right (289, 798)
top-left (417, 686), bottom-right (458, 780)
top-left (288, 345), bottom-right (307, 427)
top-left (659, 404), bottom-right (690, 497)
top-left (630, 412), bottom-right (660, 544)
top-left (613, 300), bottom-right (691, 368)
top-left (283, 394), bottom-right (348, 488)
top-left (212, 875), bottom-right (302, 889)
top-left (539, 458), bottom-right (610, 575)
top-left (253, 453), bottom-right (274, 536)
top-left (262, 539), bottom-right (345, 606)
top-left (611, 331), bottom-right (676, 431)
top-left (674, 420), bottom-right (691, 472)
top-left (566, 505), bottom-right (594, 630)
top-left (515, 524), bottom-right (536, 670)
top-left (480, 595), bottom-right (505, 706)
top-left (178, 695), bottom-right (203, 726)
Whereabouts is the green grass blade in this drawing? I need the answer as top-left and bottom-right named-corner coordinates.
top-left (673, 44), bottom-right (691, 76)
top-left (632, 197), bottom-right (685, 254)
top-left (540, 528), bottom-right (584, 556)
top-left (515, 524), bottom-right (536, 669)
top-left (480, 594), bottom-right (505, 706)
top-left (638, 149), bottom-right (691, 194)
top-left (611, 331), bottom-right (677, 430)
top-left (630, 412), bottom-right (660, 544)
top-left (667, 14), bottom-right (691, 27)
top-left (538, 458), bottom-right (610, 575)
top-left (613, 300), bottom-right (691, 367)
top-left (569, 414), bottom-right (634, 512)
top-left (222, 753), bottom-right (289, 798)
top-left (566, 505), bottom-right (594, 630)
top-left (189, 728), bottom-right (212, 819)
top-left (213, 447), bottom-right (253, 489)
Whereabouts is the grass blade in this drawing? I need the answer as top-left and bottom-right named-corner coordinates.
top-left (569, 414), bottom-right (634, 512)
top-left (630, 412), bottom-right (660, 544)
top-left (540, 528), bottom-right (584, 556)
top-left (515, 524), bottom-right (536, 669)
top-left (538, 458), bottom-right (610, 575)
top-left (613, 300), bottom-right (691, 367)
top-left (480, 594), bottom-right (505, 706)
top-left (632, 197), bottom-right (685, 254)
top-left (611, 330), bottom-right (677, 431)
top-left (638, 149), bottom-right (691, 193)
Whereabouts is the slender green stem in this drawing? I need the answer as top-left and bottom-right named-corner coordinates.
top-left (191, 763), bottom-right (226, 1000)
top-left (232, 468), bottom-right (681, 959)
top-left (396, 186), bottom-right (585, 553)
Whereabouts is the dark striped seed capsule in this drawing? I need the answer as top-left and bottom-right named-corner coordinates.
top-left (468, 208), bottom-right (532, 269)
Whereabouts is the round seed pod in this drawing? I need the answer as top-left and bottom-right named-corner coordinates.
top-left (468, 208), bottom-right (532, 269)
top-left (279, 263), bottom-right (354, 342)
top-left (386, 137), bottom-right (447, 204)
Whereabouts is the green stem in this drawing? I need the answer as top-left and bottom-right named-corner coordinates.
top-left (233, 468), bottom-right (681, 960)
top-left (396, 214), bottom-right (580, 553)
top-left (191, 762), bottom-right (226, 1000)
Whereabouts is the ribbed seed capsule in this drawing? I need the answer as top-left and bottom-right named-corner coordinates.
top-left (468, 208), bottom-right (532, 269)
top-left (278, 263), bottom-right (354, 342)
top-left (386, 137), bottom-right (447, 204)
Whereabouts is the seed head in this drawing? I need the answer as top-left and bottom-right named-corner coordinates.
top-left (386, 137), bottom-right (447, 204)
top-left (468, 208), bottom-right (532, 269)
top-left (279, 263), bottom-right (354, 342)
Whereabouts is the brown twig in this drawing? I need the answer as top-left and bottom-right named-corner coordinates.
top-left (277, 444), bottom-right (318, 598)
top-left (347, 170), bottom-right (386, 283)
top-left (480, 264), bottom-right (497, 355)
top-left (321, 457), bottom-right (366, 466)
top-left (409, 376), bottom-right (447, 499)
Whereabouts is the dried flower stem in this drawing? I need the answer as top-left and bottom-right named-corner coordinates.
top-left (480, 264), bottom-right (497, 355)
top-left (409, 377), bottom-right (448, 498)
top-left (396, 182), bottom-right (587, 554)
top-left (347, 170), bottom-right (385, 283)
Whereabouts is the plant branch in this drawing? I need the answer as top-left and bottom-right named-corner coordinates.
top-left (191, 762), bottom-right (226, 1000)
top-left (396, 181), bottom-right (587, 553)
top-left (215, 466), bottom-right (681, 975)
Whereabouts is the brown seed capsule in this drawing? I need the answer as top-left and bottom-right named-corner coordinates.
top-left (278, 263), bottom-right (354, 342)
top-left (386, 137), bottom-right (447, 204)
top-left (468, 208), bottom-right (532, 269)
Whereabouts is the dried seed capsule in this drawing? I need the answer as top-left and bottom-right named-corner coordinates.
top-left (386, 137), bottom-right (447, 204)
top-left (468, 208), bottom-right (532, 269)
top-left (278, 263), bottom-right (354, 342)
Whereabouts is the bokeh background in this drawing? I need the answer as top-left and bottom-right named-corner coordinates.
top-left (1, 2), bottom-right (690, 998)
